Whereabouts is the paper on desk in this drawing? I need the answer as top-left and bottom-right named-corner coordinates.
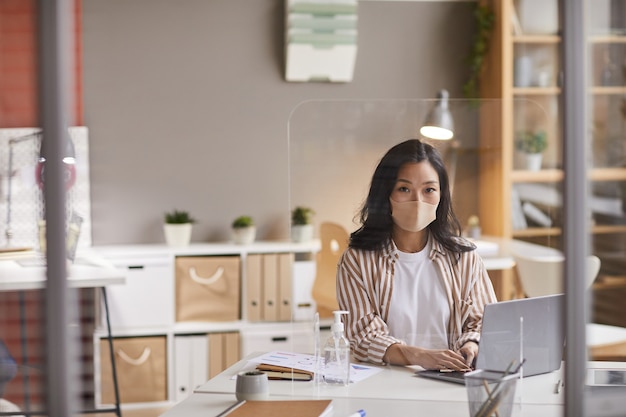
top-left (247, 351), bottom-right (382, 383)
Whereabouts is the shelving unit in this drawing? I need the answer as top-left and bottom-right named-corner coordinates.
top-left (90, 241), bottom-right (322, 409)
top-left (479, 0), bottom-right (626, 313)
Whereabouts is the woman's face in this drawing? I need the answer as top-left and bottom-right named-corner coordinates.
top-left (390, 161), bottom-right (441, 205)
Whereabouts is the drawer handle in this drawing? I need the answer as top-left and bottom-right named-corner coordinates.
top-left (189, 266), bottom-right (224, 285)
top-left (117, 347), bottom-right (151, 366)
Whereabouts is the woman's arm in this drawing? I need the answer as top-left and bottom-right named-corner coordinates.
top-left (336, 249), bottom-right (402, 364)
top-left (383, 343), bottom-right (471, 371)
top-left (456, 252), bottom-right (498, 349)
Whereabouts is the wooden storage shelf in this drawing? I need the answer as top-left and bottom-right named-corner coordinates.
top-left (511, 168), bottom-right (626, 182)
top-left (512, 86), bottom-right (561, 95)
top-left (512, 227), bottom-right (562, 238)
top-left (589, 35), bottom-right (626, 44)
top-left (511, 169), bottom-right (563, 182)
top-left (481, 0), bottom-right (626, 343)
top-left (592, 225), bottom-right (626, 234)
top-left (513, 34), bottom-right (561, 44)
top-left (590, 86), bottom-right (626, 94)
top-left (591, 168), bottom-right (626, 181)
top-left (512, 225), bottom-right (626, 238)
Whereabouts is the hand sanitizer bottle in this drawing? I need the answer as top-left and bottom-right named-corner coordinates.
top-left (323, 310), bottom-right (350, 386)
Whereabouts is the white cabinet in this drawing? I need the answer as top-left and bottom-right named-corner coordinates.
top-left (93, 240), bottom-right (320, 408)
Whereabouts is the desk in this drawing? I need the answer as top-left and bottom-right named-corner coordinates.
top-left (162, 355), bottom-right (626, 417)
top-left (470, 236), bottom-right (561, 300)
top-left (473, 236), bottom-right (561, 272)
top-left (161, 392), bottom-right (563, 417)
top-left (161, 355), bottom-right (626, 417)
top-left (0, 253), bottom-right (125, 416)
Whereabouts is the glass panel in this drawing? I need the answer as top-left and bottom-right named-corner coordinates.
top-left (587, 1), bottom-right (626, 333)
top-left (585, 0), bottom-right (626, 413)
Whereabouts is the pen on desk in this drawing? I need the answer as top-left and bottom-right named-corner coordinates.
top-left (345, 410), bottom-right (366, 417)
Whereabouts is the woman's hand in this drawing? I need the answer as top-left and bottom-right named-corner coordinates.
top-left (458, 341), bottom-right (479, 368)
top-left (383, 344), bottom-right (472, 371)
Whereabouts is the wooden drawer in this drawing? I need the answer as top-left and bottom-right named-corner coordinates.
top-left (99, 336), bottom-right (167, 404)
top-left (175, 256), bottom-right (241, 322)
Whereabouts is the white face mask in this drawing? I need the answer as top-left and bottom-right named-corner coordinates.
top-left (390, 199), bottom-right (438, 232)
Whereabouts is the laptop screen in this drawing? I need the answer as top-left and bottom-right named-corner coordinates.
top-left (476, 294), bottom-right (564, 376)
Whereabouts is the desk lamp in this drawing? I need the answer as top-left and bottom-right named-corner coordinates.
top-left (4, 131), bottom-right (76, 249)
top-left (420, 89), bottom-right (458, 193)
top-left (420, 89), bottom-right (454, 140)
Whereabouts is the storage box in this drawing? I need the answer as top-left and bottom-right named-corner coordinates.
top-left (175, 256), bottom-right (241, 322)
top-left (99, 336), bottom-right (167, 404)
top-left (100, 255), bottom-right (173, 330)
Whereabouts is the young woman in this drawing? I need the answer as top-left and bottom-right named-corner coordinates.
top-left (336, 139), bottom-right (497, 371)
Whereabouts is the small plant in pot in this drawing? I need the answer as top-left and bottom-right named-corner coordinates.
top-left (164, 209), bottom-right (196, 247)
top-left (232, 215), bottom-right (256, 245)
top-left (515, 130), bottom-right (547, 171)
top-left (291, 206), bottom-right (315, 243)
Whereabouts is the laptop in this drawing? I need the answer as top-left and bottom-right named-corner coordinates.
top-left (417, 294), bottom-right (564, 384)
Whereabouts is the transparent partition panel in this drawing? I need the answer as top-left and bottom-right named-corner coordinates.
top-left (289, 99), bottom-right (488, 241)
top-left (586, 0), bottom-right (626, 380)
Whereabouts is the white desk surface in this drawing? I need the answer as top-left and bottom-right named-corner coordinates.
top-left (174, 356), bottom-right (626, 417)
top-left (0, 250), bottom-right (126, 291)
top-left (162, 357), bottom-right (626, 417)
top-left (474, 236), bottom-right (561, 271)
top-left (194, 355), bottom-right (568, 406)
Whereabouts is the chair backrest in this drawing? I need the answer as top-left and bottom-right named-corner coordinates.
top-left (513, 253), bottom-right (601, 298)
top-left (311, 222), bottom-right (349, 318)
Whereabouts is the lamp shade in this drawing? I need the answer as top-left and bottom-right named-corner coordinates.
top-left (420, 89), bottom-right (454, 140)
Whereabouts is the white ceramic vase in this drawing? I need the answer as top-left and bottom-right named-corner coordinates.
top-left (524, 153), bottom-right (543, 171)
top-left (164, 223), bottom-right (192, 247)
top-left (232, 226), bottom-right (256, 245)
top-left (291, 224), bottom-right (314, 243)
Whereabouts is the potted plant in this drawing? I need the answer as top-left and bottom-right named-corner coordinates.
top-left (291, 206), bottom-right (315, 243)
top-left (232, 215), bottom-right (256, 244)
top-left (164, 209), bottom-right (196, 247)
top-left (515, 130), bottom-right (547, 171)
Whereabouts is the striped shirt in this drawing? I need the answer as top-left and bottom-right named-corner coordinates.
top-left (336, 234), bottom-right (498, 365)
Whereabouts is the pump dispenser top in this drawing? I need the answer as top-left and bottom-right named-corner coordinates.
top-left (331, 310), bottom-right (349, 334)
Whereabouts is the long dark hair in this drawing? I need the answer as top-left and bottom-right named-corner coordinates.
top-left (349, 139), bottom-right (473, 254)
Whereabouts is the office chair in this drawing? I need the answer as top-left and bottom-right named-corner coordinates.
top-left (513, 253), bottom-right (626, 361)
top-left (513, 254), bottom-right (600, 297)
top-left (311, 222), bottom-right (349, 319)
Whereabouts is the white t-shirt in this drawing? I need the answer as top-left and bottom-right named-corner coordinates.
top-left (387, 239), bottom-right (450, 349)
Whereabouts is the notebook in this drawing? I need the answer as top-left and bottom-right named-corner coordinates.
top-left (417, 294), bottom-right (564, 384)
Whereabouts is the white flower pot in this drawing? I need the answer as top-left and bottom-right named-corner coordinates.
top-left (232, 226), bottom-right (256, 245)
top-left (164, 223), bottom-right (192, 247)
top-left (291, 224), bottom-right (314, 243)
top-left (524, 153), bottom-right (543, 171)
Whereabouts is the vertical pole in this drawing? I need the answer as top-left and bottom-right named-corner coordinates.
top-left (561, 0), bottom-right (589, 416)
top-left (37, 0), bottom-right (75, 416)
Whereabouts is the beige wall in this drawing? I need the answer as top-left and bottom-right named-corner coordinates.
top-left (83, 0), bottom-right (477, 244)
